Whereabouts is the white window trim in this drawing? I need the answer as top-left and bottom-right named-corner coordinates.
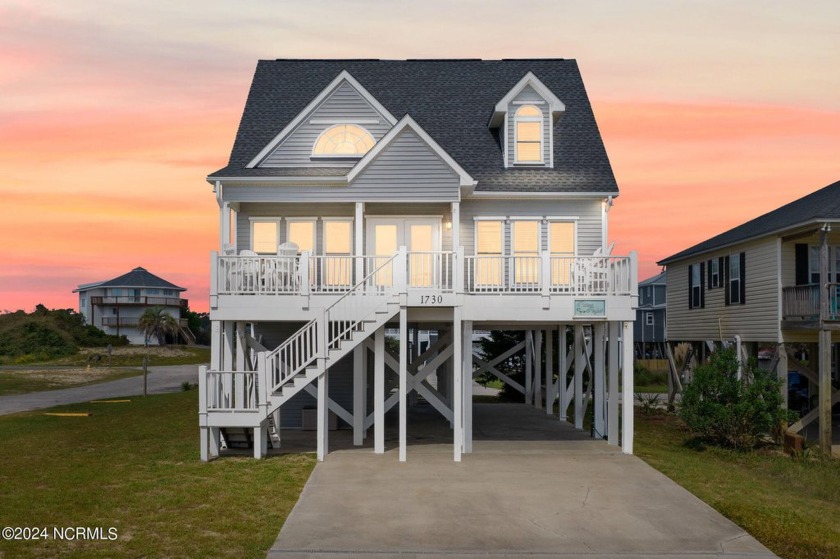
top-left (286, 217), bottom-right (317, 254)
top-left (513, 105), bottom-right (545, 165)
top-left (474, 219), bottom-right (505, 256)
top-left (547, 220), bottom-right (578, 257)
top-left (510, 219), bottom-right (543, 255)
top-left (311, 124), bottom-right (375, 159)
top-left (249, 217), bottom-right (281, 254)
top-left (365, 217), bottom-right (442, 254)
top-left (645, 313), bottom-right (654, 326)
top-left (322, 218), bottom-right (354, 256)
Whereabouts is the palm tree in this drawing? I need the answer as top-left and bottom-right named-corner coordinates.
top-left (137, 307), bottom-right (179, 346)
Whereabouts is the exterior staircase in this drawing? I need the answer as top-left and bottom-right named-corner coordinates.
top-left (201, 252), bottom-right (404, 434)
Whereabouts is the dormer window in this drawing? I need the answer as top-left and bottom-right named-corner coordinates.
top-left (312, 124), bottom-right (375, 157)
top-left (515, 105), bottom-right (543, 163)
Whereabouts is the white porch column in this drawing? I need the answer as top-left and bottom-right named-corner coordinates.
top-left (608, 322), bottom-right (620, 445)
top-left (317, 370), bottom-right (329, 461)
top-left (463, 320), bottom-right (474, 453)
top-left (235, 321), bottom-right (247, 405)
top-left (622, 322), bottom-right (634, 454)
top-left (355, 202), bottom-right (364, 282)
top-left (453, 308), bottom-right (463, 462)
top-left (399, 307), bottom-right (408, 462)
top-left (525, 330), bottom-right (533, 406)
top-left (210, 321), bottom-right (222, 370)
top-left (222, 322), bottom-right (234, 370)
top-left (559, 325), bottom-right (569, 421)
top-left (534, 330), bottom-right (542, 410)
top-left (254, 424), bottom-right (267, 459)
top-left (451, 202), bottom-right (460, 251)
top-left (546, 328), bottom-right (554, 415)
top-left (374, 326), bottom-right (385, 454)
top-left (574, 324), bottom-right (585, 430)
top-left (593, 322), bottom-right (606, 438)
top-left (353, 345), bottom-right (366, 446)
top-left (220, 200), bottom-right (230, 248)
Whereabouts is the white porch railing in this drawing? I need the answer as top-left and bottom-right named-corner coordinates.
top-left (214, 251), bottom-right (633, 297)
top-left (204, 371), bottom-right (259, 411)
top-left (465, 254), bottom-right (634, 295)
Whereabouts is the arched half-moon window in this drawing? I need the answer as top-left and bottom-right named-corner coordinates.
top-left (312, 124), bottom-right (375, 157)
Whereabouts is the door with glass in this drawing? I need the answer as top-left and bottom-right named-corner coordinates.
top-left (366, 218), bottom-right (440, 288)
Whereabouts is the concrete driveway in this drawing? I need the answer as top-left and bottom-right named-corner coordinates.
top-left (268, 403), bottom-right (776, 559)
top-left (0, 364), bottom-right (201, 416)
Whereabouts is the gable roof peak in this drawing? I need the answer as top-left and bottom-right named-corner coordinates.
top-left (489, 71), bottom-right (566, 127)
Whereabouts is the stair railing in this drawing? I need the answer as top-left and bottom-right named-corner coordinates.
top-left (264, 249), bottom-right (403, 395)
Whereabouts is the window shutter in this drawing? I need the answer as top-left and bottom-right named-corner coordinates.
top-left (795, 244), bottom-right (809, 285)
top-left (718, 257), bottom-right (725, 287)
top-left (700, 261), bottom-right (706, 308)
top-left (688, 265), bottom-right (694, 309)
top-left (739, 252), bottom-right (746, 304)
top-left (724, 255), bottom-right (731, 305)
top-left (707, 260), bottom-right (712, 289)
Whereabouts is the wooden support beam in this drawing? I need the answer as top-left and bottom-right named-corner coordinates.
top-left (374, 326), bottom-right (385, 454)
top-left (399, 307), bottom-right (408, 462)
top-left (819, 328), bottom-right (832, 454)
top-left (545, 328), bottom-right (554, 415)
top-left (574, 324), bottom-right (585, 429)
top-left (453, 307), bottom-right (463, 462)
top-left (534, 330), bottom-right (542, 410)
top-left (525, 330), bottom-right (533, 406)
top-left (608, 322), bottom-right (620, 445)
top-left (593, 322), bottom-right (606, 438)
top-left (353, 346), bottom-right (365, 446)
top-left (622, 322), bottom-right (634, 454)
top-left (559, 325), bottom-right (570, 420)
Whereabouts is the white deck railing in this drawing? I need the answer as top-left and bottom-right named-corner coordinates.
top-left (782, 283), bottom-right (840, 320)
top-left (465, 254), bottom-right (634, 296)
top-left (204, 371), bottom-right (258, 411)
top-left (214, 251), bottom-right (633, 297)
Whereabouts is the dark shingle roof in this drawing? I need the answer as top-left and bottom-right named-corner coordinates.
top-left (659, 180), bottom-right (840, 265)
top-left (209, 59), bottom-right (618, 194)
top-left (97, 267), bottom-right (185, 291)
top-left (639, 271), bottom-right (666, 286)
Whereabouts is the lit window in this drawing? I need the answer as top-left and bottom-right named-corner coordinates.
top-left (475, 221), bottom-right (503, 286)
top-left (549, 221), bottom-right (575, 286)
top-left (252, 221), bottom-right (279, 254)
top-left (515, 105), bottom-right (543, 163)
top-left (312, 124), bottom-right (375, 157)
top-left (287, 220), bottom-right (315, 254)
top-left (323, 220), bottom-right (353, 287)
top-left (513, 220), bottom-right (540, 285)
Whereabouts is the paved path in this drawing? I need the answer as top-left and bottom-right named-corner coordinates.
top-left (0, 365), bottom-right (201, 416)
top-left (268, 404), bottom-right (776, 559)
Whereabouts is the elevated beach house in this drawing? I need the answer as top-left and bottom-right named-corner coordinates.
top-left (73, 266), bottom-right (189, 345)
top-left (634, 271), bottom-right (666, 359)
top-left (201, 59), bottom-right (638, 462)
top-left (658, 180), bottom-right (840, 453)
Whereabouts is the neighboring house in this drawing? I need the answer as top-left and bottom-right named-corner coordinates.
top-left (658, 180), bottom-right (840, 452)
top-left (201, 59), bottom-right (638, 463)
top-left (73, 266), bottom-right (190, 345)
top-left (634, 271), bottom-right (666, 358)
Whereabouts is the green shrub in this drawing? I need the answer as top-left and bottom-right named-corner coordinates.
top-left (679, 349), bottom-right (794, 450)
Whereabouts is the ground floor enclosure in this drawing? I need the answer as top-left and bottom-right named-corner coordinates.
top-left (199, 310), bottom-right (636, 462)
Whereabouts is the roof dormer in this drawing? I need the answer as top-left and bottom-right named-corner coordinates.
top-left (488, 72), bottom-right (565, 169)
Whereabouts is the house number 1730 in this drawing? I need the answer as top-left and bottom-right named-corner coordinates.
top-left (420, 294), bottom-right (443, 304)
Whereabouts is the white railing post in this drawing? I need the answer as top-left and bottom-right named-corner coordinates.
top-left (629, 251), bottom-right (639, 298)
top-left (395, 246), bottom-right (408, 295)
top-left (317, 309), bottom-right (328, 359)
top-left (541, 251), bottom-right (550, 297)
top-left (210, 252), bottom-right (219, 308)
top-left (257, 351), bottom-right (269, 410)
top-left (299, 252), bottom-right (310, 296)
top-left (454, 247), bottom-right (464, 293)
top-left (198, 365), bottom-right (208, 415)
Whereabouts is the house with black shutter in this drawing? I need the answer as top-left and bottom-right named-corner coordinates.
top-left (658, 180), bottom-right (840, 452)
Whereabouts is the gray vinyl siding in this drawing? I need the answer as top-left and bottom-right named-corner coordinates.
top-left (665, 238), bottom-right (781, 343)
top-left (507, 85), bottom-right (551, 167)
top-left (253, 321), bottom-right (354, 429)
top-left (459, 199), bottom-right (603, 257)
top-left (347, 129), bottom-right (460, 200)
top-left (260, 81), bottom-right (392, 168)
top-left (634, 308), bottom-right (665, 344)
top-left (226, 130), bottom-right (461, 204)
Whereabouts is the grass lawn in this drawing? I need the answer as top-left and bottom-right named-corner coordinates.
top-left (0, 391), bottom-right (315, 558)
top-left (634, 384), bottom-right (668, 393)
top-left (0, 367), bottom-right (142, 396)
top-left (636, 411), bottom-right (840, 559)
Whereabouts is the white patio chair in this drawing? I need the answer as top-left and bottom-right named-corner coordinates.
top-left (238, 249), bottom-right (260, 292)
top-left (273, 242), bottom-right (299, 291)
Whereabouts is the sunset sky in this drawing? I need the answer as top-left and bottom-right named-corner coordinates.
top-left (2, 1), bottom-right (838, 313)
